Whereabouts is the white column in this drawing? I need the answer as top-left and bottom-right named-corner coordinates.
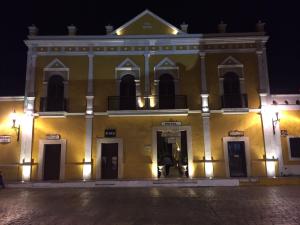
top-left (144, 53), bottom-right (150, 108)
top-left (87, 53), bottom-right (94, 95)
top-left (83, 52), bottom-right (94, 180)
top-left (202, 116), bottom-right (213, 178)
top-left (20, 97), bottom-right (35, 181)
top-left (83, 116), bottom-right (93, 180)
top-left (199, 53), bottom-right (213, 177)
top-left (261, 105), bottom-right (284, 177)
top-left (200, 53), bottom-right (209, 112)
top-left (256, 44), bottom-right (267, 95)
top-left (21, 48), bottom-right (37, 181)
top-left (262, 48), bottom-right (271, 94)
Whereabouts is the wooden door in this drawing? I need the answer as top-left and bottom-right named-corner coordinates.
top-left (43, 144), bottom-right (61, 180)
top-left (101, 143), bottom-right (118, 179)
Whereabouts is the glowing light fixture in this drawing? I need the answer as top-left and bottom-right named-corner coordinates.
top-left (272, 111), bottom-right (280, 135)
top-left (11, 109), bottom-right (20, 142)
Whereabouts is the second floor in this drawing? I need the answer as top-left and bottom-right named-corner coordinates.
top-left (24, 10), bottom-right (269, 115)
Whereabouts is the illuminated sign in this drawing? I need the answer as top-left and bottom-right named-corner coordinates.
top-left (228, 130), bottom-right (244, 137)
top-left (0, 135), bottom-right (11, 143)
top-left (105, 129), bottom-right (116, 137)
top-left (46, 134), bottom-right (61, 140)
top-left (161, 121), bottom-right (181, 126)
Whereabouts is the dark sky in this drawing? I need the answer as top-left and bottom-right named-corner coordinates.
top-left (1, 0), bottom-right (299, 96)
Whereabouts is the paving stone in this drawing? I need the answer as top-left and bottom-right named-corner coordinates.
top-left (0, 186), bottom-right (300, 225)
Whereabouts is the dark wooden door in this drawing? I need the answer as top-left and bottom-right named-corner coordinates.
top-left (101, 143), bottom-right (118, 179)
top-left (43, 144), bottom-right (61, 180)
top-left (228, 141), bottom-right (247, 177)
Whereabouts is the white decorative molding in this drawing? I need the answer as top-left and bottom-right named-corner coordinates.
top-left (115, 57), bottom-right (141, 97)
top-left (286, 136), bottom-right (300, 161)
top-left (96, 138), bottom-right (123, 179)
top-left (111, 9), bottom-right (183, 35)
top-left (218, 56), bottom-right (245, 96)
top-left (0, 96), bottom-right (24, 101)
top-left (152, 126), bottom-right (193, 178)
top-left (222, 136), bottom-right (251, 177)
top-left (43, 58), bottom-right (69, 98)
top-left (154, 57), bottom-right (179, 80)
top-left (38, 139), bottom-right (67, 181)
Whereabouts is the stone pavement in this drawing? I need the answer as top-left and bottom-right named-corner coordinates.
top-left (0, 186), bottom-right (300, 225)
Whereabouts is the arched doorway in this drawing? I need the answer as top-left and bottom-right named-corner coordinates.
top-left (223, 72), bottom-right (242, 108)
top-left (120, 74), bottom-right (136, 110)
top-left (159, 74), bottom-right (175, 109)
top-left (47, 75), bottom-right (65, 111)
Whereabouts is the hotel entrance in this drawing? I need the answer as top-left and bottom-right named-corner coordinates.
top-left (157, 130), bottom-right (189, 178)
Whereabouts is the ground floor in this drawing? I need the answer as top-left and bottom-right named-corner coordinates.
top-left (1, 112), bottom-right (300, 181)
top-left (1, 186), bottom-right (300, 225)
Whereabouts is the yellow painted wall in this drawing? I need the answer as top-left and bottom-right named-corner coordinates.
top-left (91, 115), bottom-right (204, 179)
top-left (150, 55), bottom-right (201, 110)
top-left (279, 110), bottom-right (300, 165)
top-left (210, 112), bottom-right (266, 177)
top-left (117, 14), bottom-right (176, 35)
top-left (206, 53), bottom-right (260, 109)
top-left (0, 101), bottom-right (23, 180)
top-left (35, 56), bottom-right (88, 113)
top-left (31, 117), bottom-right (86, 180)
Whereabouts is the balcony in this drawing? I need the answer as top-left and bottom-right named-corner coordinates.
top-left (221, 94), bottom-right (248, 109)
top-left (40, 97), bottom-right (68, 112)
top-left (108, 95), bottom-right (187, 111)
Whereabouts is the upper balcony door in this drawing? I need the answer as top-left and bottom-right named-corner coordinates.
top-left (46, 75), bottom-right (65, 111)
top-left (120, 75), bottom-right (136, 110)
top-left (159, 74), bottom-right (175, 109)
top-left (223, 72), bottom-right (243, 108)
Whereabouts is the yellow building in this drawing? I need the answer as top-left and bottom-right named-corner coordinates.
top-left (1, 10), bottom-right (300, 183)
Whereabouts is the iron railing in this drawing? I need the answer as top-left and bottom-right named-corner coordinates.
top-left (108, 95), bottom-right (187, 110)
top-left (221, 94), bottom-right (248, 108)
top-left (40, 97), bottom-right (68, 112)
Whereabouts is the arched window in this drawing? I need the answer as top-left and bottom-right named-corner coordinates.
top-left (120, 75), bottom-right (136, 110)
top-left (159, 74), bottom-right (175, 109)
top-left (47, 75), bottom-right (65, 111)
top-left (223, 72), bottom-right (242, 108)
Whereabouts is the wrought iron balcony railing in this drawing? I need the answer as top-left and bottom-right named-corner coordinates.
top-left (108, 95), bottom-right (187, 111)
top-left (40, 97), bottom-right (68, 112)
top-left (221, 94), bottom-right (248, 108)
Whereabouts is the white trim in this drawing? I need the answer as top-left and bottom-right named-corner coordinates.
top-left (38, 139), bottom-right (67, 181)
top-left (152, 126), bottom-right (193, 178)
top-left (111, 9), bottom-right (183, 35)
top-left (218, 56), bottom-right (245, 97)
top-left (0, 96), bottom-right (24, 101)
top-left (223, 136), bottom-right (251, 177)
top-left (287, 136), bottom-right (300, 161)
top-left (96, 138), bottom-right (123, 179)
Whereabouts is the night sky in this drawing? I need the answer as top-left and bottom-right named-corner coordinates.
top-left (1, 0), bottom-right (299, 96)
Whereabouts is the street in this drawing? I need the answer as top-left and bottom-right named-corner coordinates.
top-left (0, 186), bottom-right (300, 225)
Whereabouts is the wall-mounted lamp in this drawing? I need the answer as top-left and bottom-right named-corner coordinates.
top-left (272, 111), bottom-right (280, 135)
top-left (11, 109), bottom-right (20, 142)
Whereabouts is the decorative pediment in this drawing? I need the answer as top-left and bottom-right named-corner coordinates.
top-left (115, 58), bottom-right (140, 80)
top-left (155, 57), bottom-right (177, 70)
top-left (116, 58), bottom-right (139, 70)
top-left (154, 57), bottom-right (179, 80)
top-left (44, 58), bottom-right (69, 71)
top-left (111, 9), bottom-right (183, 36)
top-left (219, 56), bottom-right (243, 68)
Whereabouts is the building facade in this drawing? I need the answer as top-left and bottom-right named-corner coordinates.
top-left (1, 10), bottom-right (300, 182)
